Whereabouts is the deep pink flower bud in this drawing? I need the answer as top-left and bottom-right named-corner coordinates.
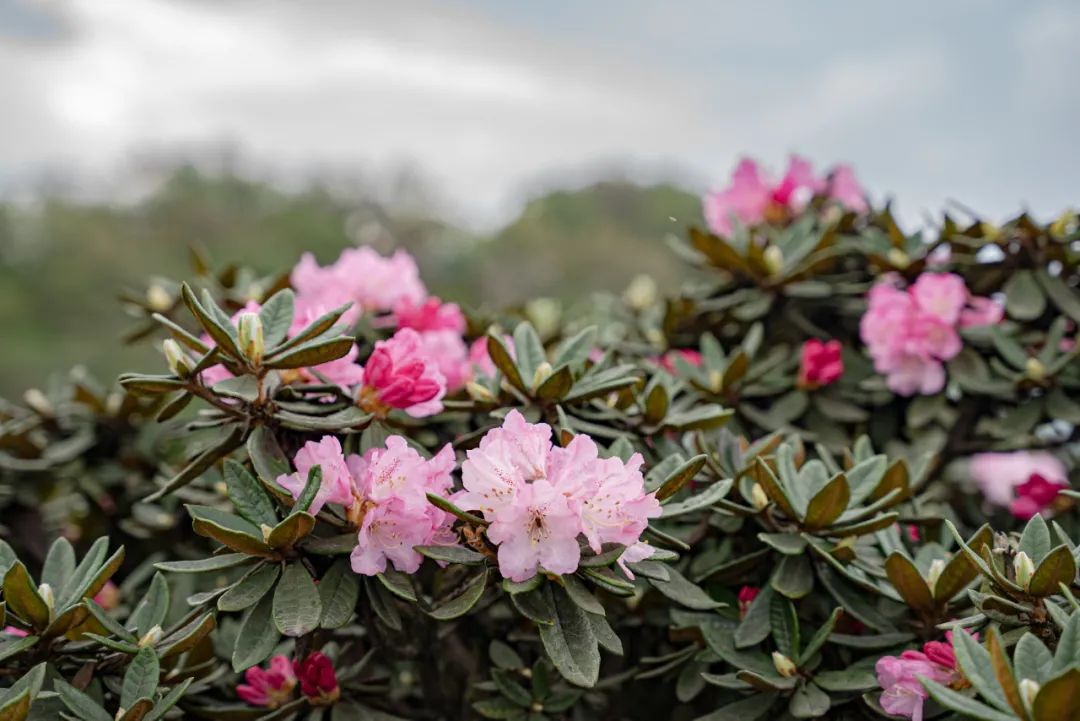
top-left (237, 655), bottom-right (296, 708)
top-left (797, 339), bottom-right (843, 389)
top-left (737, 586), bottom-right (760, 619)
top-left (293, 652), bottom-right (340, 706)
top-left (1010, 473), bottom-right (1068, 520)
top-left (92, 581), bottom-right (120, 611)
top-left (357, 328), bottom-right (446, 418)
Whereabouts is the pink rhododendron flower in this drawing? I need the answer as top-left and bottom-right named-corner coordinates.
top-left (875, 632), bottom-right (971, 721)
top-left (92, 580), bottom-right (120, 611)
top-left (237, 655), bottom-right (296, 708)
top-left (392, 297), bottom-right (466, 334)
top-left (458, 410), bottom-right (660, 582)
top-left (959, 295), bottom-right (1004, 328)
top-left (860, 273), bottom-right (1001, 396)
top-left (738, 586), bottom-right (760, 619)
top-left (616, 542), bottom-right (656, 580)
top-left (357, 328), bottom-right (446, 418)
top-left (347, 438), bottom-right (456, 575)
top-left (1010, 473), bottom-right (1069, 520)
top-left (291, 247), bottom-right (426, 320)
top-left (704, 156), bottom-right (866, 236)
top-left (293, 652), bottom-right (340, 706)
top-left (1, 627), bottom-right (28, 638)
top-left (418, 329), bottom-right (471, 391)
top-left (827, 164), bottom-right (869, 213)
top-left (277, 436), bottom-right (356, 515)
top-left (969, 451), bottom-right (1068, 509)
top-left (798, 339), bottom-right (843, 389)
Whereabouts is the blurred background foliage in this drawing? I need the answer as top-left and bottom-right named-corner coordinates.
top-left (0, 165), bottom-right (702, 396)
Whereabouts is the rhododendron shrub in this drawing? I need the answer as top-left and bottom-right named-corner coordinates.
top-left (0, 157), bottom-right (1078, 721)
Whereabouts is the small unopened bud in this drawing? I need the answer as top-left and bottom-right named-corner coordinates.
top-left (750, 483), bottom-right (769, 511)
top-left (260, 524), bottom-right (274, 543)
top-left (23, 388), bottom-right (52, 416)
top-left (114, 708), bottom-right (126, 721)
top-left (1025, 357), bottom-right (1046, 382)
top-left (1050, 209), bottom-right (1076, 239)
top-left (772, 651), bottom-right (798, 678)
top-left (708, 369), bottom-right (724, 394)
top-left (763, 245), bottom-right (784, 276)
top-left (138, 624), bottom-right (163, 648)
top-left (146, 284), bottom-right (172, 312)
top-left (236, 312), bottom-right (264, 364)
top-left (1014, 551), bottom-right (1035, 590)
top-left (163, 339), bottom-right (192, 377)
top-left (532, 361), bottom-right (554, 391)
top-left (466, 381), bottom-right (494, 403)
top-left (926, 559), bottom-right (946, 594)
top-left (1019, 678), bottom-right (1040, 711)
top-left (623, 274), bottom-right (658, 310)
top-left (980, 221), bottom-right (1001, 240)
top-left (887, 247), bottom-right (910, 269)
top-left (36, 583), bottom-right (54, 615)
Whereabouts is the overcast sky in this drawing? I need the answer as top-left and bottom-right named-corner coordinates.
top-left (1, 0), bottom-right (1077, 228)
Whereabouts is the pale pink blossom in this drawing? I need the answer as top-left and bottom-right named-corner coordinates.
top-left (392, 297), bottom-right (466, 334)
top-left (959, 296), bottom-right (1004, 328)
top-left (875, 652), bottom-right (954, 721)
top-left (769, 155), bottom-right (824, 211)
top-left (459, 410), bottom-right (659, 582)
top-left (291, 247), bottom-right (426, 320)
top-left (704, 158), bottom-right (773, 236)
top-left (277, 436), bottom-right (356, 515)
top-left (92, 581), bottom-right (120, 611)
top-left (1, 626), bottom-right (27, 638)
top-left (486, 479), bottom-right (582, 582)
top-left (357, 328), bottom-right (446, 418)
top-left (969, 451), bottom-right (1068, 508)
top-left (826, 164), bottom-right (868, 213)
top-left (654, 349), bottom-right (703, 375)
top-left (616, 542), bottom-right (657, 580)
top-left (911, 274), bottom-right (968, 325)
top-left (347, 438), bottom-right (456, 575)
top-left (237, 655), bottom-right (296, 708)
top-left (419, 329), bottom-right (471, 391)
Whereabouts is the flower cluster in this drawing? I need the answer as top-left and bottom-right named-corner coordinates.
top-left (237, 653), bottom-right (339, 708)
top-left (860, 273), bottom-right (1003, 395)
top-left (703, 155), bottom-right (867, 236)
top-left (277, 435), bottom-right (456, 575)
top-left (875, 633), bottom-right (969, 721)
top-left (969, 451), bottom-right (1070, 519)
top-left (456, 410), bottom-right (661, 582)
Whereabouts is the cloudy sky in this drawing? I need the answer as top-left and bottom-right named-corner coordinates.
top-left (1, 0), bottom-right (1077, 227)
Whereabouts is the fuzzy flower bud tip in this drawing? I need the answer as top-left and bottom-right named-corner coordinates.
top-left (925, 559), bottom-right (945, 594)
top-left (772, 652), bottom-right (798, 678)
top-left (1014, 551), bottom-right (1035, 590)
top-left (163, 339), bottom-right (192, 377)
top-left (237, 312), bottom-right (265, 364)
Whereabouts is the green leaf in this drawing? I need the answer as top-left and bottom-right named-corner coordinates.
top-left (264, 336), bottom-right (355, 370)
top-left (53, 679), bottom-right (111, 721)
top-left (155, 554), bottom-right (253, 573)
top-left (788, 682), bottom-right (830, 719)
top-left (218, 563), bottom-right (280, 613)
top-left (1004, 270), bottom-right (1046, 321)
top-left (157, 611), bottom-right (214, 658)
top-left (425, 493), bottom-right (488, 526)
top-left (511, 585), bottom-right (556, 626)
top-left (0, 636), bottom-right (37, 665)
top-left (144, 425), bottom-right (245, 502)
top-left (293, 466), bottom-right (322, 515)
top-left (271, 302), bottom-right (353, 354)
top-left (414, 545), bottom-right (486, 565)
top-left (691, 693), bottom-right (775, 721)
top-left (885, 553), bottom-right (934, 611)
top-left (3, 562), bottom-right (48, 630)
top-left (1019, 515), bottom-right (1054, 563)
top-left (232, 594), bottom-right (278, 672)
top-left (513, 322), bottom-right (546, 384)
top-left (121, 647), bottom-right (160, 710)
top-left (1029, 545), bottom-right (1077, 596)
top-left (662, 405), bottom-right (734, 432)
top-left (802, 473), bottom-right (850, 530)
top-left (246, 425), bottom-right (292, 494)
top-left (145, 677), bottom-right (192, 721)
top-left (647, 566), bottom-right (724, 610)
top-left (272, 563), bottom-right (321, 637)
top-left (655, 455), bottom-right (707, 502)
top-left (1033, 667), bottom-right (1080, 721)
top-left (952, 625), bottom-right (1012, 713)
top-left (426, 566), bottom-right (488, 620)
top-left (376, 568), bottom-right (417, 602)
top-left (1036, 269), bottom-right (1080, 324)
top-left (259, 289), bottom-right (295, 349)
top-left (734, 585), bottom-right (774, 648)
top-left (267, 513), bottom-right (315, 549)
top-left (118, 374), bottom-right (188, 395)
top-left (553, 327), bottom-right (597, 369)
top-left (813, 669), bottom-right (876, 692)
top-left (798, 607), bottom-right (842, 666)
top-left (487, 332), bottom-right (526, 393)
top-left (588, 612), bottom-right (623, 655)
top-left (127, 572), bottom-right (170, 637)
top-left (770, 554), bottom-right (814, 599)
top-left (1051, 612), bottom-right (1080, 676)
top-left (365, 576), bottom-right (402, 631)
top-left (561, 574), bottom-right (605, 616)
top-left (751, 458), bottom-right (797, 521)
top-left (536, 365), bottom-right (573, 401)
top-left (41, 539), bottom-right (76, 596)
top-left (180, 283), bottom-right (242, 359)
top-left (920, 677), bottom-right (1021, 721)
top-left (539, 586), bottom-right (600, 688)
top-left (187, 505), bottom-right (273, 556)
top-left (1014, 633), bottom-right (1054, 684)
top-left (224, 460), bottom-right (278, 527)
top-left (318, 560), bottom-right (359, 629)
top-left (769, 594), bottom-right (800, 658)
